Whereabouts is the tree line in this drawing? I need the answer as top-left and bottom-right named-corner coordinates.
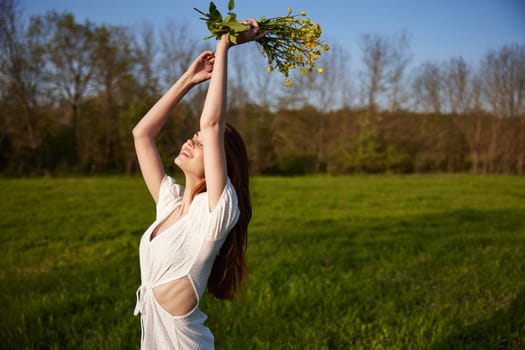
top-left (1, 0), bottom-right (524, 176)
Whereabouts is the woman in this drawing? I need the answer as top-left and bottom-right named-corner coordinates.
top-left (132, 18), bottom-right (265, 349)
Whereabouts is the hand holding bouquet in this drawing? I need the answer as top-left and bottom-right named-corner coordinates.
top-left (194, 0), bottom-right (329, 87)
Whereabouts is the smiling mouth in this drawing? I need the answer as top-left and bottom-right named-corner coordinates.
top-left (180, 149), bottom-right (193, 158)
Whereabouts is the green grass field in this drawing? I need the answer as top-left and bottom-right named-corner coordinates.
top-left (1, 175), bottom-right (524, 349)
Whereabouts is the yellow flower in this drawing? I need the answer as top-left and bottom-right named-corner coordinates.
top-left (196, 2), bottom-right (328, 87)
top-left (317, 67), bottom-right (324, 74)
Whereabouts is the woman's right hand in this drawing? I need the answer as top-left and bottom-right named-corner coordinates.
top-left (186, 51), bottom-right (215, 85)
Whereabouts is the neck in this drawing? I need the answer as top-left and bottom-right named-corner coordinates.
top-left (182, 174), bottom-right (204, 207)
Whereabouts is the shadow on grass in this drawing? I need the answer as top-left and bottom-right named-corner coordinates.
top-left (259, 207), bottom-right (525, 273)
top-left (249, 207), bottom-right (525, 348)
top-left (431, 287), bottom-right (525, 350)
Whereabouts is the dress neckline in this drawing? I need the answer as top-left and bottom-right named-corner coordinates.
top-left (149, 204), bottom-right (188, 242)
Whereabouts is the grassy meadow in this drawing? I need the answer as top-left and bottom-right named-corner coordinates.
top-left (1, 174), bottom-right (524, 349)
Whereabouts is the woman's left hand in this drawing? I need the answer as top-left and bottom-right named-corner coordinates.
top-left (221, 17), bottom-right (268, 47)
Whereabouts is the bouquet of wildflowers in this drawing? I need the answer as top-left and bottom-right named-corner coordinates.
top-left (194, 0), bottom-right (329, 87)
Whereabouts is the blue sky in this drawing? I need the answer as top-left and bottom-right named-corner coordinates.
top-left (20, 0), bottom-right (525, 68)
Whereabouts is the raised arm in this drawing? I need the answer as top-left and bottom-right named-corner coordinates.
top-left (198, 38), bottom-right (229, 210)
top-left (133, 51), bottom-right (215, 202)
top-left (200, 18), bottom-right (265, 211)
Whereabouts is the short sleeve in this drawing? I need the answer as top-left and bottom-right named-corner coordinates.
top-left (156, 174), bottom-right (184, 220)
top-left (189, 178), bottom-right (240, 241)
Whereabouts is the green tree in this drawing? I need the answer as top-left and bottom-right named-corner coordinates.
top-left (44, 12), bottom-right (97, 169)
top-left (0, 0), bottom-right (48, 173)
top-left (91, 24), bottom-right (136, 172)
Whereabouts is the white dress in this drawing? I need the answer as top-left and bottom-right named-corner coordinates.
top-left (134, 175), bottom-right (240, 349)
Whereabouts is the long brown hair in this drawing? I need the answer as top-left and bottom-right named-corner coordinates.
top-left (192, 123), bottom-right (252, 300)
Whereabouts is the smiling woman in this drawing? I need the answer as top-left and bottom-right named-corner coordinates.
top-left (174, 132), bottom-right (205, 179)
top-left (130, 16), bottom-right (264, 349)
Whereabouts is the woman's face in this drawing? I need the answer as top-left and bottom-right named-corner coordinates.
top-left (174, 132), bottom-right (205, 178)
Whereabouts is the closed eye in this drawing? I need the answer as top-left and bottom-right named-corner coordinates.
top-left (192, 134), bottom-right (203, 147)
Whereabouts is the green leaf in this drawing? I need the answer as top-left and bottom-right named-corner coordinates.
top-left (229, 33), bottom-right (238, 44)
top-left (228, 21), bottom-right (247, 33)
top-left (193, 7), bottom-right (207, 17)
top-left (208, 2), bottom-right (222, 21)
top-left (228, 0), bottom-right (235, 11)
top-left (226, 12), bottom-right (237, 22)
top-left (206, 20), bottom-right (216, 33)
